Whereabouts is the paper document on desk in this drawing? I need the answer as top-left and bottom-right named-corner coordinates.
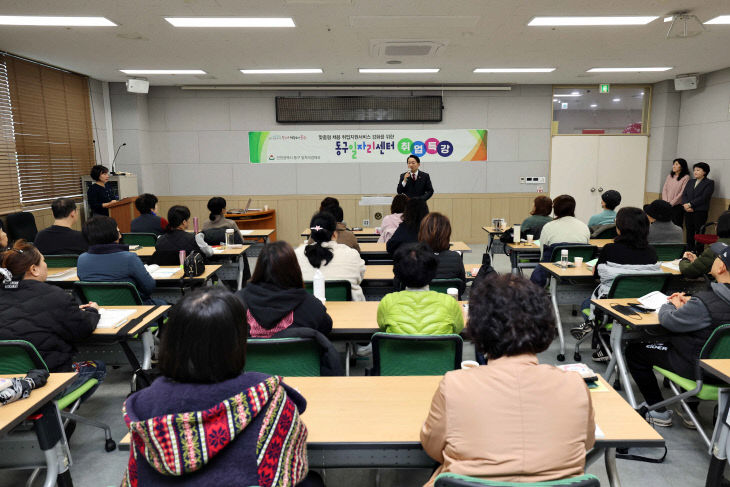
top-left (661, 259), bottom-right (681, 271)
top-left (47, 269), bottom-right (77, 281)
top-left (151, 268), bottom-right (179, 278)
top-left (585, 258), bottom-right (598, 271)
top-left (595, 425), bottom-right (605, 439)
top-left (239, 230), bottom-right (254, 235)
top-left (97, 308), bottom-right (136, 329)
top-left (638, 291), bottom-right (669, 311)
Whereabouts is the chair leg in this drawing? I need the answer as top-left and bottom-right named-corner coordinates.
top-left (668, 382), bottom-right (711, 449)
top-left (26, 468), bottom-right (40, 487)
top-left (60, 411), bottom-right (116, 451)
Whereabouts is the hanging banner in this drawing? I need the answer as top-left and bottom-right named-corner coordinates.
top-left (248, 129), bottom-right (487, 163)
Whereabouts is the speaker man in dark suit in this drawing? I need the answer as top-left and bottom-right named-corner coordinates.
top-left (397, 154), bottom-right (434, 201)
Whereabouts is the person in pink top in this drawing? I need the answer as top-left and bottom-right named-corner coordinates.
top-left (662, 158), bottom-right (691, 228)
top-left (378, 194), bottom-right (408, 243)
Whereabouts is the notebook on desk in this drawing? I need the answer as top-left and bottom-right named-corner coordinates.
top-left (97, 308), bottom-right (137, 329)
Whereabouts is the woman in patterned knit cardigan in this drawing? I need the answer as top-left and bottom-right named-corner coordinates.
top-left (122, 288), bottom-right (323, 487)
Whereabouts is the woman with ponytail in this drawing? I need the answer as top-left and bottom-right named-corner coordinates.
top-left (202, 196), bottom-right (240, 235)
top-left (0, 240), bottom-right (105, 395)
top-left (295, 212), bottom-right (366, 301)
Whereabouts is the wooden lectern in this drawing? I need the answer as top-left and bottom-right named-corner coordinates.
top-left (108, 197), bottom-right (139, 233)
top-left (225, 209), bottom-right (277, 242)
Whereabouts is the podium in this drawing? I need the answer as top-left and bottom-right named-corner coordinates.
top-left (225, 209), bottom-right (277, 242)
top-left (108, 197), bottom-right (139, 233)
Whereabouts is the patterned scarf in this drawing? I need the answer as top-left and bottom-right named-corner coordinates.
top-left (121, 375), bottom-right (308, 486)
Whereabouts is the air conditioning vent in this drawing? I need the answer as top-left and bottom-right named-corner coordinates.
top-left (275, 96), bottom-right (443, 123)
top-left (370, 40), bottom-right (447, 58)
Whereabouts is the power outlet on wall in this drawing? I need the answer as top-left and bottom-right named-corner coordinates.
top-left (363, 219), bottom-right (370, 227)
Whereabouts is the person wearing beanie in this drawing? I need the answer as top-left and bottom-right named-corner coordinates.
top-left (644, 200), bottom-right (684, 244)
top-left (588, 189), bottom-right (621, 228)
top-left (682, 162), bottom-right (714, 252)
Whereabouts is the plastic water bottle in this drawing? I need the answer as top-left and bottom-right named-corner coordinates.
top-left (313, 268), bottom-right (326, 302)
top-left (560, 249), bottom-right (569, 268)
top-left (193, 217), bottom-right (199, 234)
top-left (225, 228), bottom-right (235, 248)
top-left (513, 224), bottom-right (521, 244)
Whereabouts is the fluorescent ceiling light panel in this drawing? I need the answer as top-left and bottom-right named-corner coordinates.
top-left (590, 104), bottom-right (598, 107)
top-left (587, 67), bottom-right (672, 72)
top-left (705, 16), bottom-right (730, 24)
top-left (473, 68), bottom-right (555, 73)
top-left (528, 16), bottom-right (658, 26)
top-left (553, 93), bottom-right (581, 97)
top-left (120, 69), bottom-right (206, 75)
top-left (165, 17), bottom-right (295, 27)
top-left (664, 16), bottom-right (674, 22)
top-left (241, 69), bottom-right (322, 74)
top-left (0, 16), bottom-right (116, 26)
top-left (613, 98), bottom-right (621, 102)
top-left (359, 68), bottom-right (439, 73)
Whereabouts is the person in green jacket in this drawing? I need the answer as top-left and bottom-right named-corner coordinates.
top-left (680, 211), bottom-right (730, 278)
top-left (377, 242), bottom-right (464, 335)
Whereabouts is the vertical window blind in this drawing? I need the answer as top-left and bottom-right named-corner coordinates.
top-left (2, 53), bottom-right (95, 210)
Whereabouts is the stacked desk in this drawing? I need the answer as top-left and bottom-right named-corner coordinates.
top-left (506, 239), bottom-right (613, 275)
top-left (301, 228), bottom-right (380, 243)
top-left (482, 226), bottom-right (509, 261)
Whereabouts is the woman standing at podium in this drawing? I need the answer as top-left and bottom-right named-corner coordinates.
top-left (87, 165), bottom-right (116, 217)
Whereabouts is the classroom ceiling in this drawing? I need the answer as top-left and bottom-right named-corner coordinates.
top-left (0, 0), bottom-right (729, 87)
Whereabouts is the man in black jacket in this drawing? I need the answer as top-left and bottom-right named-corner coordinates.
top-left (682, 161), bottom-right (714, 251)
top-left (34, 197), bottom-right (88, 255)
top-left (397, 154), bottom-right (434, 201)
top-left (626, 241), bottom-right (730, 427)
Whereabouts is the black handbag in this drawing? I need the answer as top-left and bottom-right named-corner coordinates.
top-left (184, 251), bottom-right (205, 277)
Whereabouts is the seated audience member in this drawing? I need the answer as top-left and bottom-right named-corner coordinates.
top-left (319, 201), bottom-right (360, 252)
top-left (588, 189), bottom-right (621, 228)
top-left (386, 198), bottom-right (429, 256)
top-left (154, 205), bottom-right (214, 262)
top-left (77, 216), bottom-right (158, 305)
top-left (529, 195), bottom-right (590, 287)
top-left (122, 288), bottom-right (321, 487)
top-left (32, 198), bottom-right (88, 255)
top-left (680, 211), bottom-right (730, 278)
top-left (626, 242), bottom-right (730, 427)
top-left (295, 212), bottom-right (366, 301)
top-left (644, 199), bottom-right (684, 244)
top-left (520, 195), bottom-right (553, 239)
top-left (377, 242), bottom-right (464, 335)
top-left (237, 241), bottom-right (332, 336)
top-left (130, 193), bottom-right (166, 235)
top-left (378, 194), bottom-right (408, 243)
top-left (0, 221), bottom-right (7, 251)
top-left (421, 274), bottom-right (594, 486)
top-left (574, 207), bottom-right (658, 362)
top-left (202, 196), bottom-right (240, 234)
top-left (0, 241), bottom-right (105, 395)
top-left (418, 212), bottom-right (466, 295)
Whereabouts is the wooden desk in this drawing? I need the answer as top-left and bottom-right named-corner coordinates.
top-left (591, 298), bottom-right (664, 408)
top-left (226, 209), bottom-right (277, 241)
top-left (700, 359), bottom-right (730, 486)
top-left (288, 375), bottom-right (661, 485)
top-left (363, 264), bottom-right (480, 282)
top-left (133, 247), bottom-right (249, 289)
top-left (239, 229), bottom-right (275, 242)
top-left (359, 241), bottom-right (472, 254)
top-left (701, 359), bottom-right (730, 384)
top-left (46, 265), bottom-right (221, 285)
top-left (482, 226), bottom-right (509, 260)
top-left (301, 228), bottom-right (380, 242)
top-left (0, 373), bottom-right (77, 486)
top-left (107, 197), bottom-right (138, 233)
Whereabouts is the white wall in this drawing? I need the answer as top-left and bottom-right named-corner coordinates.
top-left (645, 80), bottom-right (681, 194)
top-left (676, 67), bottom-right (730, 199)
top-left (109, 83), bottom-right (552, 196)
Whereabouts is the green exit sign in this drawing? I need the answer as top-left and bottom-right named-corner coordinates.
top-left (600, 83), bottom-right (610, 93)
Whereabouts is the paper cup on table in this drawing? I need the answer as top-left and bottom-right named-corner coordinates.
top-left (264, 204), bottom-right (269, 211)
top-left (461, 360), bottom-right (480, 370)
top-left (574, 257), bottom-right (583, 266)
top-left (526, 234), bottom-right (534, 244)
top-left (471, 267), bottom-right (480, 277)
top-left (447, 288), bottom-right (459, 299)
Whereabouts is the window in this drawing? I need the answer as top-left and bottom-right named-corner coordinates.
top-left (0, 56), bottom-right (20, 213)
top-left (551, 85), bottom-right (651, 135)
top-left (0, 53), bottom-right (95, 212)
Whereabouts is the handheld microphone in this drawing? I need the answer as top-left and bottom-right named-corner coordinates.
top-left (111, 142), bottom-right (127, 174)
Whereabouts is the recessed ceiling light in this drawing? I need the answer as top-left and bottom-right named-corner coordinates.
top-left (664, 16), bottom-right (674, 23)
top-left (528, 16), bottom-right (658, 26)
top-left (587, 67), bottom-right (672, 72)
top-left (359, 68), bottom-right (439, 74)
top-left (120, 69), bottom-right (206, 75)
top-left (0, 16), bottom-right (116, 26)
top-left (613, 98), bottom-right (621, 102)
top-left (165, 17), bottom-right (295, 28)
top-left (553, 98), bottom-right (559, 102)
top-left (240, 69), bottom-right (322, 74)
top-left (473, 68), bottom-right (555, 73)
top-left (554, 93), bottom-right (581, 97)
top-left (705, 15), bottom-right (730, 24)
top-left (590, 104), bottom-right (598, 108)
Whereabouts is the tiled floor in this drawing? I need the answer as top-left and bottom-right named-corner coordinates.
top-left (0, 244), bottom-right (719, 487)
